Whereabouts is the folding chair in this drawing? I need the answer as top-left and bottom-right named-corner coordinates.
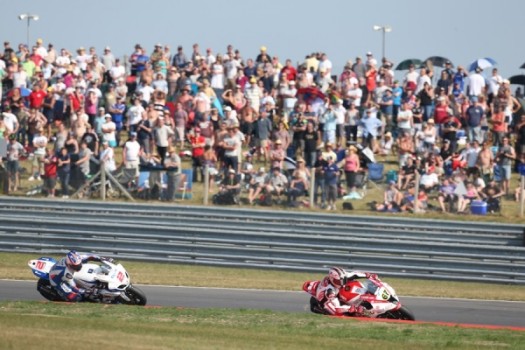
top-left (367, 163), bottom-right (384, 189)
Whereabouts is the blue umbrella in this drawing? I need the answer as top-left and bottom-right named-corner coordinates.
top-left (20, 87), bottom-right (32, 97)
top-left (469, 57), bottom-right (497, 72)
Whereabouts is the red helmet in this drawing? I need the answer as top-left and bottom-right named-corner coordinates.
top-left (66, 250), bottom-right (82, 272)
top-left (328, 266), bottom-right (347, 288)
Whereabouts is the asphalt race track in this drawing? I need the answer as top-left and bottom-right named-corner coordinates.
top-left (1, 280), bottom-right (524, 328)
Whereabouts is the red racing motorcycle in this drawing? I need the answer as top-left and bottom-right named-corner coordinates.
top-left (303, 274), bottom-right (415, 320)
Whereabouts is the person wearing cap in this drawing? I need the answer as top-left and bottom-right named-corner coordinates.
top-left (153, 115), bottom-right (175, 165)
top-left (443, 60), bottom-right (455, 83)
top-left (99, 139), bottom-right (116, 174)
top-left (320, 101), bottom-right (337, 145)
top-left (421, 119), bottom-right (436, 153)
top-left (253, 109), bottom-right (272, 164)
top-left (75, 46), bottom-right (90, 72)
top-left (92, 107), bottom-right (106, 138)
top-left (468, 67), bottom-right (486, 98)
top-left (359, 103), bottom-right (383, 151)
top-left (269, 139), bottom-right (285, 170)
top-left (28, 126), bottom-right (48, 182)
top-left (221, 124), bottom-right (242, 176)
top-left (245, 75), bottom-right (263, 112)
top-left (162, 146), bottom-right (182, 202)
top-left (109, 57), bottom-right (125, 83)
top-left (395, 101), bottom-right (413, 137)
top-left (172, 45), bottom-right (188, 69)
top-left (101, 113), bottom-right (117, 148)
top-left (122, 131), bottom-right (141, 187)
top-left (255, 46), bottom-right (271, 64)
top-left (34, 38), bottom-right (47, 60)
top-left (465, 96), bottom-right (484, 144)
top-left (129, 44), bottom-right (142, 76)
top-left (452, 65), bottom-right (467, 93)
top-left (320, 155), bottom-right (339, 210)
top-left (150, 43), bottom-right (164, 67)
top-left (441, 113), bottom-right (461, 153)
top-left (214, 168), bottom-right (241, 205)
top-left (496, 136), bottom-right (516, 195)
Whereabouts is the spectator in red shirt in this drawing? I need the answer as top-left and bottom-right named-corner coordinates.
top-left (189, 127), bottom-right (206, 182)
top-left (42, 148), bottom-right (58, 197)
top-left (433, 97), bottom-right (450, 124)
top-left (281, 59), bottom-right (297, 82)
top-left (29, 84), bottom-right (46, 110)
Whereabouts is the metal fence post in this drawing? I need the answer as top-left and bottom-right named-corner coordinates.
top-left (100, 159), bottom-right (106, 201)
top-left (309, 171), bottom-right (315, 208)
top-left (203, 165), bottom-right (209, 205)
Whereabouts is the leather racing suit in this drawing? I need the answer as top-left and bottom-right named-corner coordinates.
top-left (49, 253), bottom-right (107, 302)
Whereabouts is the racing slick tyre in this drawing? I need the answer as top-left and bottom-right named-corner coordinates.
top-left (377, 306), bottom-right (415, 320)
top-left (37, 278), bottom-right (63, 302)
top-left (119, 285), bottom-right (147, 306)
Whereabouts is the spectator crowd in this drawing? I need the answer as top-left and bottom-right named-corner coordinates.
top-left (1, 38), bottom-right (524, 213)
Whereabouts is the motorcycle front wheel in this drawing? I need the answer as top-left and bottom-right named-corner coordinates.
top-left (119, 285), bottom-right (147, 306)
top-left (377, 306), bottom-right (415, 321)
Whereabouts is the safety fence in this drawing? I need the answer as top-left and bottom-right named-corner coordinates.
top-left (0, 197), bottom-right (523, 284)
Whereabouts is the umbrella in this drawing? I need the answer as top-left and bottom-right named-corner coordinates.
top-left (20, 87), bottom-right (32, 97)
top-left (395, 58), bottom-right (422, 71)
top-left (508, 75), bottom-right (525, 86)
top-left (297, 86), bottom-right (326, 103)
top-left (520, 62), bottom-right (525, 69)
top-left (469, 57), bottom-right (497, 72)
top-left (422, 56), bottom-right (452, 68)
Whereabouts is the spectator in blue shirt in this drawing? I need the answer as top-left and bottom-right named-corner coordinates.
top-left (360, 106), bottom-right (383, 151)
top-left (322, 156), bottom-right (339, 210)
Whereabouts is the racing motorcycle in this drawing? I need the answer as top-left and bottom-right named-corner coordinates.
top-left (28, 256), bottom-right (147, 305)
top-left (303, 274), bottom-right (415, 320)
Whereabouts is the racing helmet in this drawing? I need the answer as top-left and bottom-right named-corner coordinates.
top-left (328, 266), bottom-right (347, 288)
top-left (66, 250), bottom-right (82, 272)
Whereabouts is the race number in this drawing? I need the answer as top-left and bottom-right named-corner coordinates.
top-left (36, 261), bottom-right (45, 270)
top-left (116, 271), bottom-right (125, 283)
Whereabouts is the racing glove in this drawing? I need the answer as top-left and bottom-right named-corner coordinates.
top-left (365, 273), bottom-right (378, 280)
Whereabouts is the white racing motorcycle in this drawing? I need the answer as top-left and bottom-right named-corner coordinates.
top-left (28, 256), bottom-right (147, 305)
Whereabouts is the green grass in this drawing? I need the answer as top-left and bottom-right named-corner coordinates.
top-left (0, 301), bottom-right (523, 350)
top-left (15, 148), bottom-right (525, 224)
top-left (6, 252), bottom-right (525, 301)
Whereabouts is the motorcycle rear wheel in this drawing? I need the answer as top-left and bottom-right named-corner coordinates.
top-left (377, 306), bottom-right (415, 321)
top-left (119, 285), bottom-right (147, 306)
top-left (37, 278), bottom-right (63, 302)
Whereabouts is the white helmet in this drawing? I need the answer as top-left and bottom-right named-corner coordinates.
top-left (328, 266), bottom-right (347, 288)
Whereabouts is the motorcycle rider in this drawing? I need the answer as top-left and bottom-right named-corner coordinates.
top-left (307, 266), bottom-right (377, 316)
top-left (49, 250), bottom-right (115, 302)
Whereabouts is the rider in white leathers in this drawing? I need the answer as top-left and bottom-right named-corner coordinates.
top-left (313, 267), bottom-right (376, 316)
top-left (49, 250), bottom-right (114, 302)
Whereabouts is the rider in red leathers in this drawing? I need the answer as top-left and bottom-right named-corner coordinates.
top-left (305, 266), bottom-right (377, 316)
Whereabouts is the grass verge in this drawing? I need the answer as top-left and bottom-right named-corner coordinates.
top-left (4, 252), bottom-right (525, 301)
top-left (0, 301), bottom-right (523, 350)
